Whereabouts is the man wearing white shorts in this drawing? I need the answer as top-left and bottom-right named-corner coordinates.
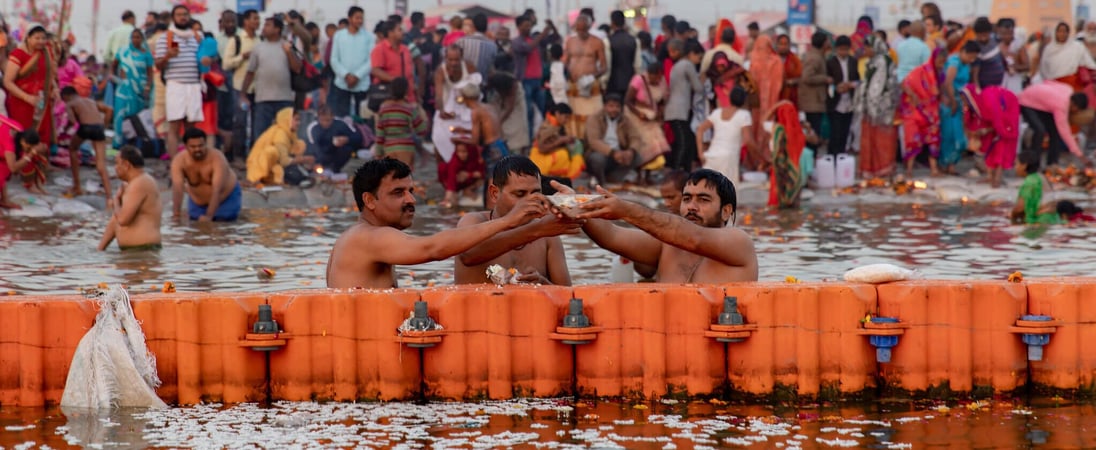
top-left (155, 5), bottom-right (204, 157)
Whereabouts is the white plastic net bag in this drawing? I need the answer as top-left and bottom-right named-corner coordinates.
top-left (61, 284), bottom-right (167, 409)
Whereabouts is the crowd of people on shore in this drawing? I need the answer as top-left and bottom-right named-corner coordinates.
top-left (0, 3), bottom-right (1094, 285)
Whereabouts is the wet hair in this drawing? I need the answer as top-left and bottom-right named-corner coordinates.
top-left (973, 17), bottom-right (993, 34)
top-left (962, 40), bottom-right (981, 54)
top-left (637, 30), bottom-right (652, 49)
top-left (720, 27), bottom-right (736, 45)
top-left (603, 92), bottom-right (623, 106)
top-left (491, 155), bottom-right (541, 189)
top-left (60, 86), bottom-right (78, 98)
top-left (390, 77), bottom-right (410, 100)
top-left (729, 86), bottom-right (748, 108)
top-left (1072, 92), bottom-right (1090, 110)
top-left (118, 145), bottom-right (144, 168)
top-left (834, 35), bottom-right (852, 48)
top-left (898, 19), bottom-right (911, 30)
top-left (662, 169), bottom-right (689, 192)
top-left (610, 10), bottom-right (625, 28)
top-left (353, 158), bottom-right (412, 210)
top-left (183, 127), bottom-right (207, 143)
top-left (811, 31), bottom-right (828, 49)
top-left (548, 43), bottom-right (563, 60)
top-left (686, 169), bottom-right (737, 213)
top-left (1058, 200), bottom-right (1084, 216)
top-left (472, 13), bottom-right (488, 33)
top-left (1018, 151), bottom-right (1042, 173)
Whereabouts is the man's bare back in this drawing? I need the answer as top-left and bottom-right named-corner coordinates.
top-left (113, 173), bottom-right (162, 248)
top-left (471, 102), bottom-right (502, 145)
top-left (67, 97), bottom-right (104, 126)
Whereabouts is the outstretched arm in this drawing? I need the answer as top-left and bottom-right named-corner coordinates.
top-left (458, 213), bottom-right (582, 266)
top-left (549, 180), bottom-right (661, 266)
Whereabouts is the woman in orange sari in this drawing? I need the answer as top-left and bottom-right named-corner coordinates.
top-left (748, 35), bottom-right (782, 172)
top-left (899, 47), bottom-right (947, 179)
top-left (3, 24), bottom-right (56, 143)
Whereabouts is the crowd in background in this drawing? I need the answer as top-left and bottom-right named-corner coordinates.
top-left (1, 2), bottom-right (1095, 225)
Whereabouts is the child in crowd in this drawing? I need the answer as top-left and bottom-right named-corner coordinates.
top-left (1011, 151), bottom-right (1060, 225)
top-left (546, 44), bottom-right (568, 110)
top-left (62, 86), bottom-right (112, 200)
top-left (530, 103), bottom-right (585, 181)
top-left (439, 141), bottom-right (486, 208)
top-left (1057, 201), bottom-right (1096, 223)
top-left (0, 117), bottom-right (48, 209)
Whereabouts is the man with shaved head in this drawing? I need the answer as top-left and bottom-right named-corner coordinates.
top-left (896, 20), bottom-right (930, 82)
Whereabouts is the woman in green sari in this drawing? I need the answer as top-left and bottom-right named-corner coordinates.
top-left (111, 29), bottom-right (153, 147)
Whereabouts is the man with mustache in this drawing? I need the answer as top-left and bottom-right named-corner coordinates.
top-left (170, 128), bottom-right (241, 222)
top-left (454, 156), bottom-right (583, 285)
top-left (327, 159), bottom-right (549, 289)
top-left (154, 4), bottom-right (204, 157)
top-left (552, 169), bottom-right (757, 283)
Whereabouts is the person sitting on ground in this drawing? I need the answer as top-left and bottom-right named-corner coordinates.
top-left (98, 146), bottom-right (162, 251)
top-left (1057, 200), bottom-right (1096, 223)
top-left (634, 168), bottom-right (690, 280)
top-left (1011, 150), bottom-right (1062, 225)
top-left (171, 127), bottom-right (241, 222)
top-left (530, 103), bottom-right (585, 181)
top-left (14, 129), bottom-right (49, 196)
top-left (307, 105), bottom-right (363, 174)
top-left (325, 158), bottom-right (548, 289)
top-left (0, 121), bottom-right (48, 209)
top-left (585, 92), bottom-right (642, 186)
top-left (553, 168), bottom-right (758, 282)
top-left (62, 86), bottom-right (112, 200)
top-left (455, 156), bottom-right (582, 285)
top-left (374, 77), bottom-right (429, 169)
top-left (246, 107), bottom-right (313, 186)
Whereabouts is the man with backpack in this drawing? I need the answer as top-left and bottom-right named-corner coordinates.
top-left (222, 9), bottom-right (260, 163)
top-left (154, 5), bottom-right (204, 158)
top-left (240, 16), bottom-right (301, 146)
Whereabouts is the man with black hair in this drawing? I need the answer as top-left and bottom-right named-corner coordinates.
top-left (329, 6), bottom-right (374, 118)
top-left (552, 168), bottom-right (757, 283)
top-left (170, 128), bottom-right (240, 222)
top-left (665, 39), bottom-right (703, 170)
top-left (745, 21), bottom-right (761, 55)
top-left (455, 13), bottom-right (497, 80)
top-left (970, 17), bottom-right (1005, 88)
top-left (154, 4), bottom-right (204, 158)
top-left (62, 86), bottom-right (111, 199)
top-left (326, 158), bottom-right (549, 289)
top-left (826, 35), bottom-right (859, 155)
top-left (241, 16), bottom-right (300, 145)
top-left (99, 146), bottom-right (162, 251)
top-left (513, 14), bottom-right (546, 140)
top-left (563, 13), bottom-right (607, 140)
top-left (607, 10), bottom-right (640, 99)
top-left (454, 155), bottom-right (581, 285)
top-left (104, 10), bottom-right (137, 64)
top-left (585, 92), bottom-right (641, 185)
top-left (997, 18), bottom-right (1028, 94)
top-left (1019, 81), bottom-right (1093, 167)
top-left (894, 19), bottom-right (911, 47)
top-left (371, 18), bottom-right (419, 103)
top-left (800, 31), bottom-right (831, 146)
top-left (405, 11), bottom-right (426, 47)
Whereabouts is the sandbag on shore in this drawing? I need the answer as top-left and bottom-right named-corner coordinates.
top-left (61, 284), bottom-right (167, 409)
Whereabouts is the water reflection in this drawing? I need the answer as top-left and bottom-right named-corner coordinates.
top-left (1, 202), bottom-right (1093, 294)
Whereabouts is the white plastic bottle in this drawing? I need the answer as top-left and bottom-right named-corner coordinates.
top-left (609, 256), bottom-right (635, 283)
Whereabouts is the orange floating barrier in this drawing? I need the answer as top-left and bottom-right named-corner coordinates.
top-left (267, 289), bottom-right (422, 401)
top-left (875, 281), bottom-right (1027, 395)
top-left (723, 282), bottom-right (877, 399)
top-left (1025, 278), bottom-right (1096, 393)
top-left (0, 296), bottom-right (96, 407)
top-left (420, 285), bottom-right (573, 399)
top-left (572, 285), bottom-right (726, 398)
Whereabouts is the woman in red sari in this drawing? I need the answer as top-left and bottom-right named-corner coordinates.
top-left (3, 25), bottom-right (56, 144)
top-left (899, 47), bottom-right (947, 179)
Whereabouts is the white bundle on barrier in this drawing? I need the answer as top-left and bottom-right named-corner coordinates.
top-left (843, 264), bottom-right (924, 284)
top-left (61, 284), bottom-right (167, 409)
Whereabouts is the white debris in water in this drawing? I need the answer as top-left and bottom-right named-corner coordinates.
top-left (662, 443), bottom-right (677, 450)
top-left (612, 419), bottom-right (635, 425)
top-left (1011, 409), bottom-right (1033, 415)
top-left (4, 425), bottom-right (35, 431)
top-left (885, 443), bottom-right (914, 449)
top-left (816, 436), bottom-right (860, 447)
top-left (529, 423), bottom-right (549, 429)
top-left (894, 416), bottom-right (925, 423)
top-left (844, 419), bottom-right (891, 427)
top-left (13, 442), bottom-right (35, 450)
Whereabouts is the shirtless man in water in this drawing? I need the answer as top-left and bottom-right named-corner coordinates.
top-left (554, 168), bottom-right (758, 283)
top-left (99, 146), bottom-right (162, 251)
top-left (454, 156), bottom-right (582, 285)
top-left (563, 14), bottom-right (606, 139)
top-left (170, 128), bottom-right (242, 222)
top-left (327, 158), bottom-right (549, 289)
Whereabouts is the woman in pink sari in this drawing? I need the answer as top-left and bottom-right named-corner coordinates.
top-left (899, 47), bottom-right (947, 179)
top-left (625, 61), bottom-right (670, 172)
top-left (962, 84), bottom-right (1020, 188)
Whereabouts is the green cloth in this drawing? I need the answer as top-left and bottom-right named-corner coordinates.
top-left (119, 243), bottom-right (163, 251)
top-left (1019, 173), bottom-right (1062, 225)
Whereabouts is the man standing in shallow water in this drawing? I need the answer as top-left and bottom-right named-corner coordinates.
top-left (171, 128), bottom-right (242, 222)
top-left (326, 159), bottom-right (548, 289)
top-left (98, 146), bottom-right (162, 251)
top-left (555, 169), bottom-right (758, 283)
top-left (454, 156), bottom-right (583, 285)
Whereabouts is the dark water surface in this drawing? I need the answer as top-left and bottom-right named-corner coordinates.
top-left (0, 202), bottom-right (1090, 295)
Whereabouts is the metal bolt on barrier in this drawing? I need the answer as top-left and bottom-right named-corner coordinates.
top-left (550, 298), bottom-right (601, 345)
top-left (398, 300), bottom-right (446, 348)
top-left (705, 296), bottom-right (758, 343)
top-left (239, 304), bottom-right (290, 351)
top-left (1010, 314), bottom-right (1058, 361)
top-left (856, 316), bottom-right (908, 363)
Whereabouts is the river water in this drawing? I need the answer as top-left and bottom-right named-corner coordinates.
top-left (0, 202), bottom-right (1090, 295)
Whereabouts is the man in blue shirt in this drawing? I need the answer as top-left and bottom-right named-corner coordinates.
top-left (896, 20), bottom-right (930, 83)
top-left (307, 106), bottom-right (364, 173)
top-left (329, 6), bottom-right (375, 118)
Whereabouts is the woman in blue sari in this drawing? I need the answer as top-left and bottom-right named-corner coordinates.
top-left (939, 41), bottom-right (979, 173)
top-left (111, 29), bottom-right (153, 147)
